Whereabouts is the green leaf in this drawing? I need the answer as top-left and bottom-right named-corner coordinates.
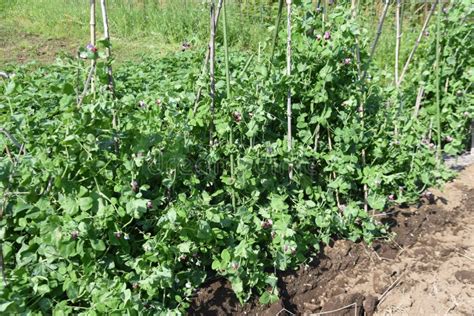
top-left (90, 239), bottom-right (106, 252)
top-left (221, 249), bottom-right (230, 263)
top-left (78, 197), bottom-right (93, 211)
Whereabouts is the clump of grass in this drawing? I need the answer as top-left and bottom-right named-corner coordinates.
top-left (1, 0), bottom-right (271, 57)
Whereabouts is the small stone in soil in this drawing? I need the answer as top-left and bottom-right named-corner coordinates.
top-left (455, 270), bottom-right (474, 284)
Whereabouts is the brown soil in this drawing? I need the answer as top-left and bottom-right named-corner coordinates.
top-left (189, 164), bottom-right (474, 316)
top-left (0, 30), bottom-right (77, 65)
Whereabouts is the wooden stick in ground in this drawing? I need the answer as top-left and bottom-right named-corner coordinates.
top-left (99, 0), bottom-right (114, 94)
top-left (471, 120), bottom-right (474, 155)
top-left (222, 0), bottom-right (236, 210)
top-left (395, 0), bottom-right (401, 86)
top-left (435, 1), bottom-right (442, 161)
top-left (193, 0), bottom-right (224, 114)
top-left (77, 64), bottom-right (96, 108)
top-left (90, 0), bottom-right (96, 94)
top-left (327, 129), bottom-right (341, 209)
top-left (362, 0), bottom-right (389, 81)
top-left (209, 2), bottom-right (216, 146)
top-left (350, 0), bottom-right (368, 213)
top-left (398, 0), bottom-right (438, 86)
top-left (99, 0), bottom-right (118, 153)
top-left (270, 0), bottom-right (284, 65)
top-left (351, 0), bottom-right (361, 78)
top-left (413, 86), bottom-right (424, 118)
top-left (286, 0), bottom-right (293, 180)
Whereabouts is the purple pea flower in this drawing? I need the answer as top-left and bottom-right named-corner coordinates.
top-left (388, 194), bottom-right (395, 201)
top-left (343, 58), bottom-right (351, 65)
top-left (261, 219), bottom-right (273, 229)
top-left (86, 43), bottom-right (97, 53)
top-left (146, 200), bottom-right (153, 209)
top-left (138, 100), bottom-right (147, 109)
top-left (232, 111), bottom-right (242, 123)
top-left (114, 231), bottom-right (122, 239)
top-left (231, 262), bottom-right (240, 270)
top-left (316, 34), bottom-right (322, 41)
top-left (324, 31), bottom-right (331, 40)
top-left (71, 231), bottom-right (79, 240)
top-left (131, 180), bottom-right (139, 193)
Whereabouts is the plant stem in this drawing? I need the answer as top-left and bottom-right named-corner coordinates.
top-left (286, 0), bottom-right (293, 180)
top-left (222, 0), bottom-right (236, 210)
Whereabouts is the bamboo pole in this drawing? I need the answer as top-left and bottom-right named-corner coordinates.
top-left (100, 0), bottom-right (119, 153)
top-left (351, 0), bottom-right (361, 78)
top-left (286, 0), bottom-right (293, 180)
top-left (398, 1), bottom-right (438, 86)
top-left (77, 64), bottom-right (97, 108)
top-left (222, 0), bottom-right (236, 210)
top-left (471, 120), bottom-right (474, 155)
top-left (362, 0), bottom-right (389, 81)
top-left (395, 0), bottom-right (401, 86)
top-left (435, 2), bottom-right (442, 161)
top-left (193, 0), bottom-right (224, 114)
top-left (90, 0), bottom-right (96, 94)
top-left (413, 86), bottom-right (424, 118)
top-left (270, 0), bottom-right (284, 64)
top-left (327, 129), bottom-right (341, 209)
top-left (209, 2), bottom-right (216, 146)
top-left (351, 0), bottom-right (368, 213)
top-left (100, 0), bottom-right (114, 94)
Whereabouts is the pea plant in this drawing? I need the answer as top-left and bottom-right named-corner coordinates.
top-left (0, 1), bottom-right (472, 314)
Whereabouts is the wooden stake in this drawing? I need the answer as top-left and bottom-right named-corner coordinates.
top-left (286, 0), bottom-right (293, 180)
top-left (351, 0), bottom-right (361, 78)
top-left (413, 86), bottom-right (424, 118)
top-left (435, 1), bottom-right (442, 161)
top-left (327, 129), bottom-right (341, 209)
top-left (270, 0), bottom-right (284, 65)
top-left (351, 0), bottom-right (368, 213)
top-left (398, 1), bottom-right (438, 86)
top-left (395, 0), bottom-right (401, 86)
top-left (362, 0), bottom-right (389, 81)
top-left (193, 0), bottom-right (224, 114)
top-left (90, 0), bottom-right (96, 94)
top-left (209, 2), bottom-right (216, 146)
top-left (100, 0), bottom-right (114, 94)
top-left (471, 120), bottom-right (474, 155)
top-left (222, 0), bottom-right (236, 210)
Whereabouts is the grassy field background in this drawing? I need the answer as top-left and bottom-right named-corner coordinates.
top-left (0, 0), bottom-right (428, 71)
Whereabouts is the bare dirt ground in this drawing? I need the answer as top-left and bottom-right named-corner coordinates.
top-left (0, 29), bottom-right (77, 65)
top-left (190, 158), bottom-right (474, 316)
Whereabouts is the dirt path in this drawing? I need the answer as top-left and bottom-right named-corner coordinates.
top-left (190, 162), bottom-right (474, 315)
